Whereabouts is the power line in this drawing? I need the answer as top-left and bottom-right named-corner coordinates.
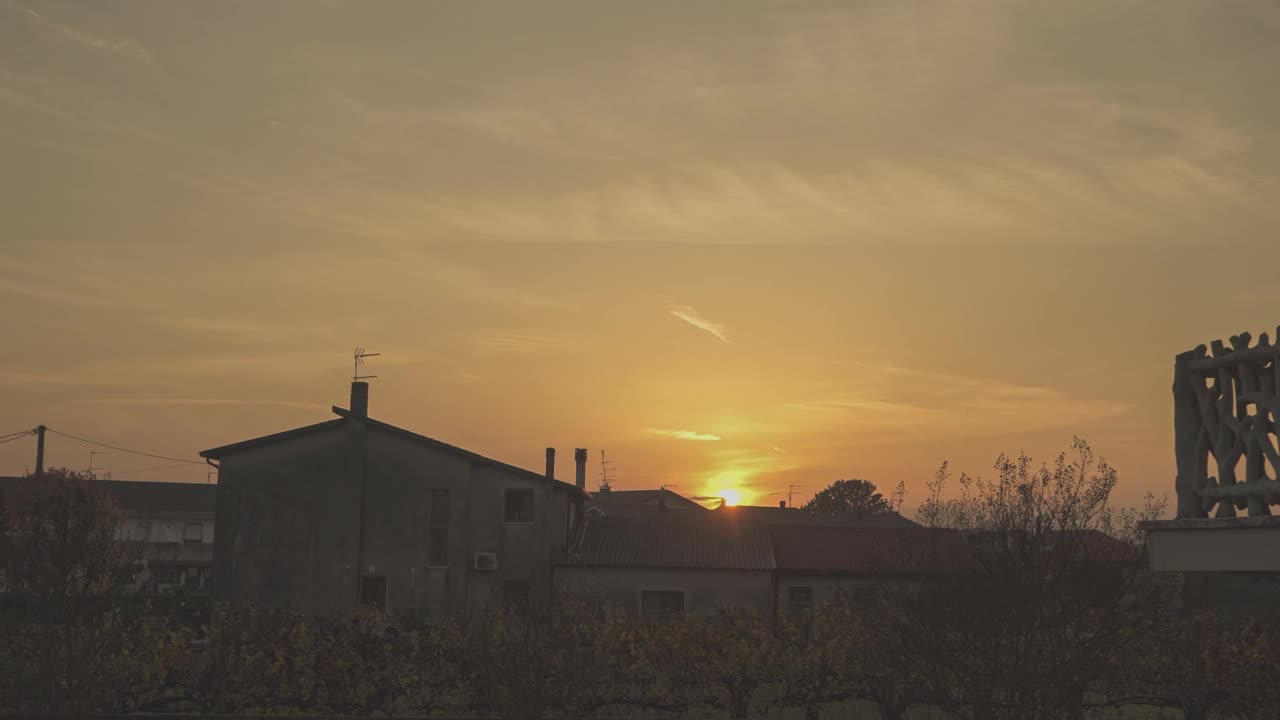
top-left (0, 432), bottom-right (32, 446)
top-left (44, 428), bottom-right (204, 465)
top-left (109, 462), bottom-right (202, 476)
top-left (0, 429), bottom-right (34, 441)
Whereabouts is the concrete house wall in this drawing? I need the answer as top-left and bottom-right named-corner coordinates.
top-left (213, 424), bottom-right (358, 615)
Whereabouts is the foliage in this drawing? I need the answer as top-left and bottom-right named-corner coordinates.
top-left (1201, 610), bottom-right (1280, 719)
top-left (0, 468), bottom-right (185, 716)
top-left (885, 438), bottom-right (1173, 720)
top-left (803, 478), bottom-right (894, 516)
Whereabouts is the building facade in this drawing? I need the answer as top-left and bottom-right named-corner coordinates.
top-left (202, 382), bottom-right (589, 618)
top-left (0, 477), bottom-right (216, 596)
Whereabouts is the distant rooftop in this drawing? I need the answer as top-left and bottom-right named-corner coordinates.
top-left (560, 513), bottom-right (775, 570)
top-left (770, 525), bottom-right (971, 573)
top-left (713, 503), bottom-right (920, 528)
top-left (0, 477), bottom-right (215, 514)
top-left (586, 488), bottom-right (707, 516)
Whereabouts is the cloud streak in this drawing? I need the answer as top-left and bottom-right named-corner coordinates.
top-left (646, 428), bottom-right (722, 441)
top-left (668, 305), bottom-right (731, 343)
top-left (4, 1), bottom-right (155, 65)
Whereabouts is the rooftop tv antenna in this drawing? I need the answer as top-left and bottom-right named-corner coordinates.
top-left (599, 450), bottom-right (615, 492)
top-left (353, 347), bottom-right (381, 382)
top-left (88, 449), bottom-right (108, 477)
top-left (788, 483), bottom-right (806, 507)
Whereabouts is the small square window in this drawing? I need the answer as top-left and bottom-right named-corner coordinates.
top-left (183, 523), bottom-right (204, 544)
top-left (788, 586), bottom-right (814, 614)
top-left (641, 589), bottom-right (685, 618)
top-left (360, 576), bottom-right (387, 610)
top-left (504, 579), bottom-right (531, 611)
top-left (504, 489), bottom-right (535, 524)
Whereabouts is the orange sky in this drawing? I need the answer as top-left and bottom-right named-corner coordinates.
top-left (2, 1), bottom-right (1278, 512)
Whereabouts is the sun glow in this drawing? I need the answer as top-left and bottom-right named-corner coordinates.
top-left (718, 488), bottom-right (742, 506)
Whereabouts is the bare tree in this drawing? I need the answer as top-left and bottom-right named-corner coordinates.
top-left (881, 438), bottom-right (1170, 720)
top-left (0, 469), bottom-right (169, 716)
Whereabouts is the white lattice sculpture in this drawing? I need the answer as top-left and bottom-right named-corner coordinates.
top-left (1174, 328), bottom-right (1280, 518)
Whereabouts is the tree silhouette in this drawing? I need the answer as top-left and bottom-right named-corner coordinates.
top-left (802, 479), bottom-right (893, 515)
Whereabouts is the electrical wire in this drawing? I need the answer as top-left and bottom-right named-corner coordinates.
top-left (44, 428), bottom-right (204, 465)
top-left (0, 429), bottom-right (34, 441)
top-left (108, 462), bottom-right (203, 476)
top-left (0, 433), bottom-right (32, 446)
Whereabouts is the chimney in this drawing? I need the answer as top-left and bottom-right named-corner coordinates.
top-left (779, 500), bottom-right (786, 508)
top-left (545, 448), bottom-right (556, 480)
top-left (350, 381), bottom-right (369, 418)
top-left (574, 448), bottom-right (587, 490)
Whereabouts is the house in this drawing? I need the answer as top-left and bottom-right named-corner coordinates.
top-left (555, 512), bottom-right (962, 620)
top-left (770, 525), bottom-right (969, 614)
top-left (555, 513), bottom-right (776, 618)
top-left (0, 477), bottom-right (216, 595)
top-left (585, 487), bottom-right (708, 517)
top-left (201, 381), bottom-right (590, 618)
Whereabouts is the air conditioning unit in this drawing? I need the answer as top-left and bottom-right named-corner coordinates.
top-left (473, 552), bottom-right (499, 571)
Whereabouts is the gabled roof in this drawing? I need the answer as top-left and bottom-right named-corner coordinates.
top-left (200, 407), bottom-right (589, 499)
top-left (0, 477), bottom-right (215, 514)
top-left (559, 514), bottom-right (775, 570)
top-left (587, 488), bottom-right (708, 516)
top-left (714, 504), bottom-right (920, 528)
top-left (770, 526), bottom-right (972, 574)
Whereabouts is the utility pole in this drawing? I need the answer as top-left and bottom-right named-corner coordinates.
top-left (34, 425), bottom-right (46, 476)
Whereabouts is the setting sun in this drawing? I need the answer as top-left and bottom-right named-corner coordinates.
top-left (718, 489), bottom-right (742, 507)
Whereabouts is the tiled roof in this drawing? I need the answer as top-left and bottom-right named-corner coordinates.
top-left (770, 526), bottom-right (972, 573)
top-left (559, 514), bottom-right (775, 570)
top-left (0, 477), bottom-right (215, 514)
top-left (714, 504), bottom-right (920, 528)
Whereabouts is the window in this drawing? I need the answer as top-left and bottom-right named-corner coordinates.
top-left (183, 522), bottom-right (204, 544)
top-left (788, 586), bottom-right (814, 614)
top-left (504, 489), bottom-right (535, 524)
top-left (428, 490), bottom-right (450, 567)
top-left (503, 579), bottom-right (531, 611)
top-left (360, 576), bottom-right (387, 610)
top-left (185, 566), bottom-right (201, 588)
top-left (641, 589), bottom-right (685, 618)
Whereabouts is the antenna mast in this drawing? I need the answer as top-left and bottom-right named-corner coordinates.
top-left (788, 483), bottom-right (806, 507)
top-left (353, 347), bottom-right (381, 382)
top-left (88, 449), bottom-right (108, 478)
top-left (599, 450), bottom-right (615, 492)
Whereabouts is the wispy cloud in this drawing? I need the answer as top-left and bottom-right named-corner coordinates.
top-left (668, 305), bottom-right (731, 343)
top-left (646, 428), bottom-right (722, 441)
top-left (4, 1), bottom-right (155, 65)
top-left (468, 331), bottom-right (571, 357)
top-left (87, 397), bottom-right (329, 411)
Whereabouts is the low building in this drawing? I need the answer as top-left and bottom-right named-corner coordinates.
top-left (202, 381), bottom-right (590, 618)
top-left (555, 513), bottom-right (775, 617)
top-left (556, 512), bottom-right (963, 620)
top-left (770, 525), bottom-right (969, 613)
top-left (0, 476), bottom-right (216, 595)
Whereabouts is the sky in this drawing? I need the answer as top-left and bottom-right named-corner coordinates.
top-left (2, 0), bottom-right (1278, 512)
